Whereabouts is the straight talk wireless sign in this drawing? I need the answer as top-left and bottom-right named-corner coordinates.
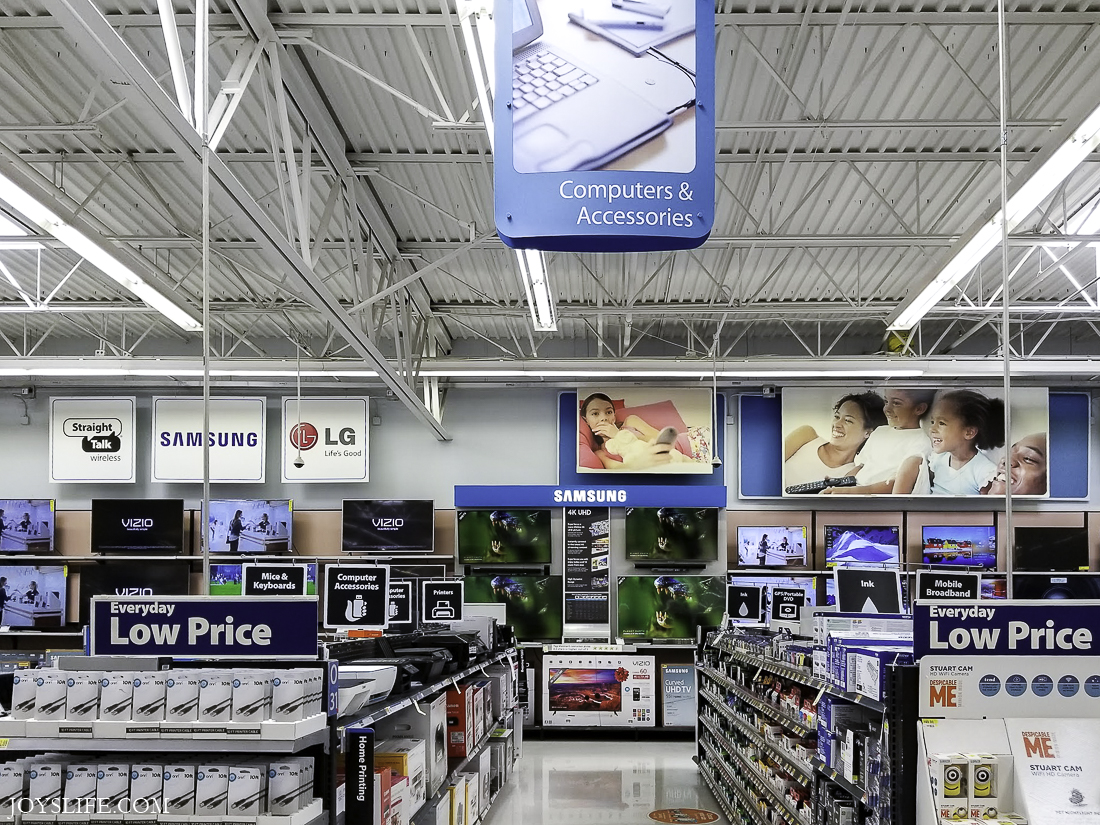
top-left (49, 397), bottom-right (136, 483)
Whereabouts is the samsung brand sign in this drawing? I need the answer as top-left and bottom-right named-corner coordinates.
top-left (158, 431), bottom-right (260, 447)
top-left (553, 489), bottom-right (628, 503)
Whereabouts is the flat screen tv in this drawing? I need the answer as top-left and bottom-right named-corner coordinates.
top-left (624, 508), bottom-right (720, 562)
top-left (209, 562), bottom-right (317, 597)
top-left (0, 500), bottom-right (55, 554)
top-left (735, 526), bottom-right (808, 567)
top-left (727, 575), bottom-right (819, 621)
top-left (91, 499), bottom-right (185, 554)
top-left (982, 575), bottom-right (1007, 600)
top-left (463, 574), bottom-right (563, 642)
top-left (209, 499), bottom-right (292, 554)
top-left (921, 525), bottom-right (996, 568)
top-left (546, 668), bottom-right (622, 712)
top-left (1014, 526), bottom-right (1090, 572)
top-left (0, 564), bottom-right (67, 627)
top-left (456, 509), bottom-right (553, 564)
top-left (79, 561), bottom-right (190, 622)
top-left (616, 575), bottom-right (725, 640)
top-left (342, 500), bottom-right (434, 554)
top-left (824, 525), bottom-right (901, 568)
top-left (1013, 574), bottom-right (1100, 600)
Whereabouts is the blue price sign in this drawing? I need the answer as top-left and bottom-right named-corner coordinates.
top-left (90, 596), bottom-right (319, 659)
top-left (915, 601), bottom-right (1100, 657)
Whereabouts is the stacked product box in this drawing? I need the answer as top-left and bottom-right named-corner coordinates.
top-left (929, 752), bottom-right (1026, 824)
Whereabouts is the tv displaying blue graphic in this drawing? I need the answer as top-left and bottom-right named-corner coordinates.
top-left (824, 525), bottom-right (901, 568)
top-left (922, 525), bottom-right (996, 568)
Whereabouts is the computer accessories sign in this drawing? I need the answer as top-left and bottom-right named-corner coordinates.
top-left (493, 0), bottom-right (714, 251)
top-left (49, 397), bottom-right (136, 483)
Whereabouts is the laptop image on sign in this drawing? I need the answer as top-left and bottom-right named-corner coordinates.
top-left (511, 0), bottom-right (674, 173)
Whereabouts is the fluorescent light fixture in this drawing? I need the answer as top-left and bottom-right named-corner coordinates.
top-left (516, 248), bottom-right (557, 331)
top-left (0, 169), bottom-right (202, 332)
top-left (889, 99), bottom-right (1100, 331)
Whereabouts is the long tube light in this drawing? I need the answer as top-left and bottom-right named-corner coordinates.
top-left (0, 168), bottom-right (202, 332)
top-left (889, 99), bottom-right (1100, 331)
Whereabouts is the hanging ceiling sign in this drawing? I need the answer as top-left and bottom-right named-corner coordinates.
top-left (151, 397), bottom-right (266, 483)
top-left (493, 0), bottom-right (714, 251)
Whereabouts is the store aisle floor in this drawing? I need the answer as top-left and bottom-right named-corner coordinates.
top-left (482, 737), bottom-right (725, 825)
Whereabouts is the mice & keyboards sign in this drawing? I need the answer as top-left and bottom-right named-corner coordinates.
top-left (493, 0), bottom-right (714, 251)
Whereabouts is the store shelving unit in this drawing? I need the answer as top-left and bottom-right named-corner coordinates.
top-left (332, 641), bottom-right (523, 825)
top-left (697, 630), bottom-right (919, 825)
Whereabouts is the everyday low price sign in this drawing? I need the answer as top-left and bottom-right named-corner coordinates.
top-left (915, 601), bottom-right (1100, 657)
top-left (90, 596), bottom-right (318, 658)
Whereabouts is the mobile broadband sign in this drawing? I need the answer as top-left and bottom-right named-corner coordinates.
top-left (90, 596), bottom-right (318, 659)
top-left (914, 600), bottom-right (1100, 658)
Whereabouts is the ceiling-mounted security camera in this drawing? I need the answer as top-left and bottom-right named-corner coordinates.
top-left (293, 456), bottom-right (305, 469)
top-left (711, 456), bottom-right (723, 468)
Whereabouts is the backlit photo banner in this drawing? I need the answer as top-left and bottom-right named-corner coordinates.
top-left (576, 386), bottom-right (713, 474)
top-left (781, 386), bottom-right (1049, 497)
top-left (281, 397), bottom-right (369, 483)
top-left (151, 397), bottom-right (266, 483)
top-left (493, 0), bottom-right (715, 251)
top-left (49, 396), bottom-right (136, 483)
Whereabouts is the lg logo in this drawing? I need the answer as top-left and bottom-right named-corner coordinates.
top-left (289, 422), bottom-right (356, 451)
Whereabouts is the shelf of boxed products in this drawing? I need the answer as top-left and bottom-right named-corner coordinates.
top-left (0, 664), bottom-right (331, 752)
top-left (699, 759), bottom-right (765, 825)
top-left (336, 648), bottom-right (515, 738)
top-left (700, 735), bottom-right (809, 825)
top-left (714, 636), bottom-right (887, 715)
top-left (810, 755), bottom-right (867, 804)
top-left (699, 739), bottom-right (771, 825)
top-left (698, 664), bottom-right (814, 738)
top-left (701, 706), bottom-right (813, 787)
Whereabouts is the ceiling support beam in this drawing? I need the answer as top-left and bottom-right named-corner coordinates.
top-left (45, 0), bottom-right (451, 439)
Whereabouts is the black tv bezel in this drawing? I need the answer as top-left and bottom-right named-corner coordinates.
top-left (623, 506), bottom-right (722, 563)
top-left (455, 508), bottom-right (554, 565)
top-left (1013, 525), bottom-right (1091, 573)
top-left (822, 524), bottom-right (902, 568)
top-left (734, 524), bottom-right (810, 568)
top-left (340, 499), bottom-right (436, 554)
top-left (89, 498), bottom-right (186, 555)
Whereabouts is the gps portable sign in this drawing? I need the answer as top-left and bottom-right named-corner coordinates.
top-left (914, 600), bottom-right (1100, 657)
top-left (90, 596), bottom-right (318, 658)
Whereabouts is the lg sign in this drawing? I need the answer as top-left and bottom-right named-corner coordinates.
top-left (289, 422), bottom-right (356, 451)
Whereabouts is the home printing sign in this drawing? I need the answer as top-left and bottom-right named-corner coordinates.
top-left (914, 601), bottom-right (1100, 657)
top-left (89, 596), bottom-right (318, 658)
top-left (151, 397), bottom-right (266, 482)
top-left (281, 397), bottom-right (368, 483)
top-left (49, 397), bottom-right (136, 483)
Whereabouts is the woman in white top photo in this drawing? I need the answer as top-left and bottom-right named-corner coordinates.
top-left (783, 392), bottom-right (886, 488)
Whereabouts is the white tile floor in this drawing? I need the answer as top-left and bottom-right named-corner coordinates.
top-left (483, 737), bottom-right (725, 825)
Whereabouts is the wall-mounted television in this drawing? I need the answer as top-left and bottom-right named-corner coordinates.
top-left (0, 500), bottom-right (55, 555)
top-left (456, 509), bottom-right (553, 564)
top-left (209, 499), bottom-right (292, 554)
top-left (91, 499), bottom-right (185, 555)
top-left (1013, 574), bottom-right (1100, 600)
top-left (824, 525), bottom-right (901, 568)
top-left (1014, 526), bottom-right (1090, 572)
top-left (463, 574), bottom-right (563, 641)
top-left (341, 500), bottom-right (434, 554)
top-left (616, 575), bottom-right (724, 640)
top-left (79, 562), bottom-right (190, 622)
top-left (209, 562), bottom-right (317, 597)
top-left (624, 508), bottom-right (720, 562)
top-left (0, 564), bottom-right (67, 627)
top-left (921, 525), bottom-right (996, 568)
top-left (727, 575), bottom-right (819, 622)
top-left (735, 526), bottom-right (808, 567)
